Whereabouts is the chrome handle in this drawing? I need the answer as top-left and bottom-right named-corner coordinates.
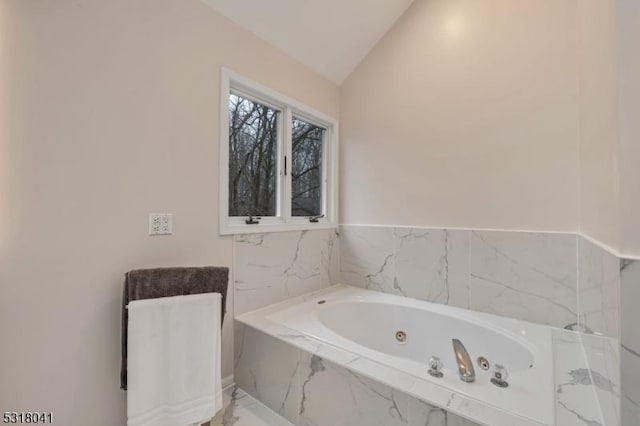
top-left (428, 356), bottom-right (443, 378)
top-left (245, 212), bottom-right (262, 225)
top-left (309, 214), bottom-right (325, 223)
top-left (490, 364), bottom-right (509, 388)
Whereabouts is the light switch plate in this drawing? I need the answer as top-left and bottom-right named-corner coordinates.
top-left (149, 213), bottom-right (173, 235)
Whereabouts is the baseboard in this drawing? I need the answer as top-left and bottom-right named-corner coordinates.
top-left (222, 374), bottom-right (234, 391)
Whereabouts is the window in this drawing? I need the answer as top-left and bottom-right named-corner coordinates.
top-left (219, 69), bottom-right (338, 234)
top-left (291, 117), bottom-right (324, 217)
top-left (228, 94), bottom-right (278, 217)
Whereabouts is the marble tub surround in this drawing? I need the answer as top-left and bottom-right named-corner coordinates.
top-left (208, 386), bottom-right (294, 426)
top-left (579, 333), bottom-right (621, 426)
top-left (554, 331), bottom-right (606, 426)
top-left (264, 285), bottom-right (555, 425)
top-left (235, 285), bottom-right (558, 426)
top-left (622, 344), bottom-right (640, 425)
top-left (340, 225), bottom-right (578, 328)
top-left (296, 352), bottom-right (480, 426)
top-left (578, 237), bottom-right (621, 338)
top-left (233, 229), bottom-right (339, 315)
top-left (573, 238), bottom-right (623, 426)
top-left (621, 259), bottom-right (640, 425)
top-left (235, 317), bottom-right (482, 426)
top-left (234, 324), bottom-right (301, 422)
top-left (230, 226), bottom-right (628, 425)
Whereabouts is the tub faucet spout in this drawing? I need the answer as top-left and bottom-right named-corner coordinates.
top-left (452, 339), bottom-right (475, 383)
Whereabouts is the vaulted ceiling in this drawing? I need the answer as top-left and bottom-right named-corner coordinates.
top-left (200, 0), bottom-right (416, 84)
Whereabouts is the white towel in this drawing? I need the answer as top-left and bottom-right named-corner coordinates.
top-left (127, 293), bottom-right (222, 426)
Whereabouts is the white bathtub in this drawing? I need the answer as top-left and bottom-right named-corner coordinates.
top-left (261, 285), bottom-right (555, 425)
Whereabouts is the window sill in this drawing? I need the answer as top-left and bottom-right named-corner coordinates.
top-left (220, 221), bottom-right (337, 236)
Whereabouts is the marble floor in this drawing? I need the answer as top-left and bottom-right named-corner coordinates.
top-left (207, 386), bottom-right (294, 426)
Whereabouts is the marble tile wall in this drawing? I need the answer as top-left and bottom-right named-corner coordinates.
top-left (621, 259), bottom-right (640, 426)
top-left (230, 226), bottom-right (627, 425)
top-left (233, 229), bottom-right (339, 315)
top-left (340, 225), bottom-right (578, 328)
top-left (233, 227), bottom-right (622, 334)
top-left (235, 325), bottom-right (480, 426)
top-left (340, 227), bottom-right (469, 308)
top-left (469, 231), bottom-right (577, 327)
top-left (232, 228), bottom-right (339, 398)
top-left (578, 237), bottom-right (621, 337)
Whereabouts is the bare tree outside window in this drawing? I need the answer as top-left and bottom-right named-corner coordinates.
top-left (228, 94), bottom-right (278, 217)
top-left (291, 117), bottom-right (324, 216)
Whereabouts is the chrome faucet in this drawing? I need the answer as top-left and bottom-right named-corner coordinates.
top-left (452, 339), bottom-right (475, 383)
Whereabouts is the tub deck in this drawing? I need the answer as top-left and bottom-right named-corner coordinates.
top-left (236, 284), bottom-right (561, 426)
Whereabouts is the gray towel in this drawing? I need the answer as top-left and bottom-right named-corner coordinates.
top-left (120, 266), bottom-right (229, 390)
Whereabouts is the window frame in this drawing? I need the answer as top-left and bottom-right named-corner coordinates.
top-left (219, 68), bottom-right (338, 235)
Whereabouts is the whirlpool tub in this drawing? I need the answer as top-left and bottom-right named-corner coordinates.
top-left (236, 284), bottom-right (556, 426)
